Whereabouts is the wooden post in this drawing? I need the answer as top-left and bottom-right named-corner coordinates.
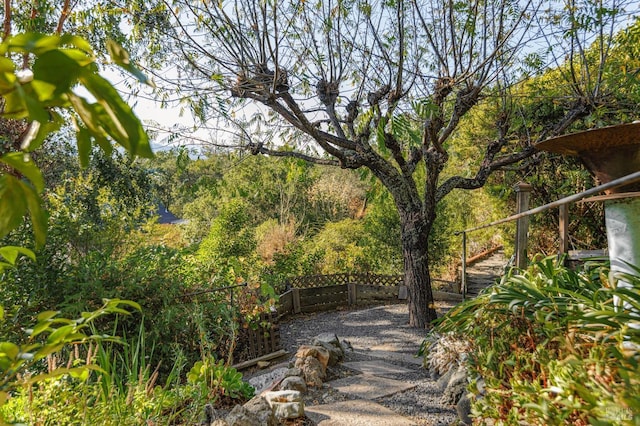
top-left (292, 288), bottom-right (301, 314)
top-left (348, 282), bottom-right (357, 306)
top-left (461, 231), bottom-right (467, 299)
top-left (558, 203), bottom-right (569, 257)
top-left (514, 182), bottom-right (533, 270)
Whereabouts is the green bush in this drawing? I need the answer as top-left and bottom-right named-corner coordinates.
top-left (187, 358), bottom-right (254, 402)
top-left (434, 257), bottom-right (640, 425)
top-left (0, 300), bottom-right (140, 424)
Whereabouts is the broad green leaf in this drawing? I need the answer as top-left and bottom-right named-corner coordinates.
top-left (0, 246), bottom-right (35, 265)
top-left (79, 71), bottom-right (153, 158)
top-left (59, 34), bottom-right (93, 54)
top-left (0, 58), bottom-right (16, 90)
top-left (0, 175), bottom-right (28, 240)
top-left (0, 152), bottom-right (44, 192)
top-left (104, 299), bottom-right (141, 312)
top-left (0, 342), bottom-right (20, 361)
top-left (29, 80), bottom-right (58, 102)
top-left (68, 93), bottom-right (105, 135)
top-left (103, 307), bottom-right (133, 316)
top-left (57, 48), bottom-right (95, 67)
top-left (64, 333), bottom-right (88, 342)
top-left (24, 91), bottom-right (50, 123)
top-left (36, 310), bottom-right (59, 322)
top-left (68, 94), bottom-right (112, 157)
top-left (106, 39), bottom-right (153, 86)
top-left (76, 125), bottom-right (92, 168)
top-left (68, 367), bottom-right (91, 381)
top-left (1, 86), bottom-right (28, 118)
top-left (0, 306), bottom-right (3, 321)
top-left (19, 180), bottom-right (47, 248)
top-left (32, 49), bottom-right (82, 96)
top-left (28, 321), bottom-right (53, 339)
top-left (1, 81), bottom-right (49, 122)
top-left (0, 57), bottom-right (14, 72)
top-left (46, 325), bottom-right (75, 344)
top-left (5, 33), bottom-right (65, 56)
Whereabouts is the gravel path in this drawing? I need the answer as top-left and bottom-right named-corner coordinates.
top-left (276, 302), bottom-right (458, 426)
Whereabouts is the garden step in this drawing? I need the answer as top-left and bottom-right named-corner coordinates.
top-left (306, 399), bottom-right (416, 425)
top-left (342, 360), bottom-right (413, 377)
top-left (326, 374), bottom-right (416, 399)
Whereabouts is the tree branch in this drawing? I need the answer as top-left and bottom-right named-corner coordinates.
top-left (56, 0), bottom-right (72, 35)
top-left (3, 0), bottom-right (11, 40)
top-left (436, 143), bottom-right (536, 202)
top-left (247, 142), bottom-right (341, 166)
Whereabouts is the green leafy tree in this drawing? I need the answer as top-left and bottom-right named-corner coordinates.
top-left (129, 0), bottom-right (635, 326)
top-left (198, 198), bottom-right (256, 265)
top-left (0, 2), bottom-right (153, 413)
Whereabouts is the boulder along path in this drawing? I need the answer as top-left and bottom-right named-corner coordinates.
top-left (268, 302), bottom-right (460, 425)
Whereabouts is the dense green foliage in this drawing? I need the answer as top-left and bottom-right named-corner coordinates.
top-left (2, 2), bottom-right (640, 424)
top-left (434, 258), bottom-right (640, 424)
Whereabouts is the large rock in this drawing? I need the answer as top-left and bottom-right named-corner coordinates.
top-left (295, 355), bottom-right (326, 387)
top-left (280, 375), bottom-right (308, 393)
top-left (243, 396), bottom-right (278, 426)
top-left (295, 345), bottom-right (330, 370)
top-left (248, 367), bottom-right (288, 395)
top-left (313, 333), bottom-right (344, 355)
top-left (224, 404), bottom-right (262, 426)
top-left (210, 397), bottom-right (277, 426)
top-left (312, 334), bottom-right (345, 366)
top-left (442, 364), bottom-right (468, 405)
top-left (264, 390), bottom-right (305, 419)
top-left (456, 393), bottom-right (472, 425)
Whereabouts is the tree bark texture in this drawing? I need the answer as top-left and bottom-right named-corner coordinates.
top-left (400, 206), bottom-right (437, 328)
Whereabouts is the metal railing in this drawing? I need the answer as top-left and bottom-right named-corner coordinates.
top-left (181, 282), bottom-right (248, 305)
top-left (456, 170), bottom-right (640, 299)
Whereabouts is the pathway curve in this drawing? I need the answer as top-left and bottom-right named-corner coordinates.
top-left (465, 249), bottom-right (509, 297)
top-left (276, 302), bottom-right (458, 425)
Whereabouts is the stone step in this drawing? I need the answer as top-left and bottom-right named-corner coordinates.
top-left (306, 399), bottom-right (416, 425)
top-left (342, 360), bottom-right (413, 377)
top-left (327, 374), bottom-right (416, 399)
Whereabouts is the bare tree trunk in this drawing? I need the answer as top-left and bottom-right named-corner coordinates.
top-left (400, 207), bottom-right (437, 328)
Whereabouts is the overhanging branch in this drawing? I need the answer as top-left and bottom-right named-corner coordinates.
top-left (436, 144), bottom-right (535, 202)
top-left (247, 142), bottom-right (340, 166)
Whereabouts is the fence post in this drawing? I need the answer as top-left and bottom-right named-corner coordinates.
top-left (461, 231), bottom-right (467, 299)
top-left (348, 282), bottom-right (357, 306)
top-left (558, 202), bottom-right (569, 257)
top-left (514, 182), bottom-right (533, 269)
top-left (292, 288), bottom-right (301, 314)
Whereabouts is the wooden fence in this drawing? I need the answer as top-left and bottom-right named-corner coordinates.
top-left (231, 273), bottom-right (461, 368)
top-left (287, 273), bottom-right (403, 288)
top-left (277, 273), bottom-right (460, 316)
top-left (233, 311), bottom-right (284, 368)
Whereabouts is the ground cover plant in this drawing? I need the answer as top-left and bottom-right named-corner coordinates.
top-left (433, 257), bottom-right (640, 425)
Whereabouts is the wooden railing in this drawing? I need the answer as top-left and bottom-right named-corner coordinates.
top-left (458, 171), bottom-right (640, 297)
